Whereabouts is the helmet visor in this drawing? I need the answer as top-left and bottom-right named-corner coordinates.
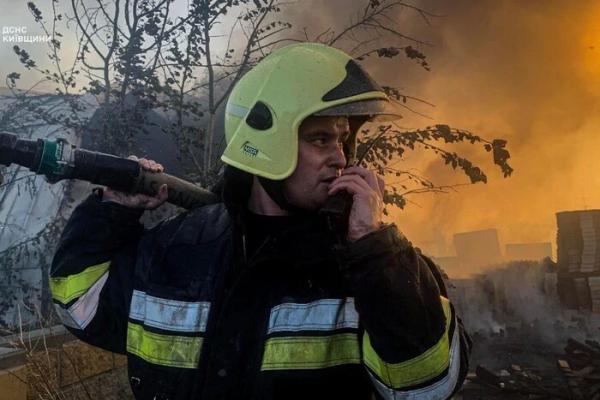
top-left (313, 98), bottom-right (403, 122)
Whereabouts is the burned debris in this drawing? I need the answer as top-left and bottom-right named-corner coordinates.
top-left (469, 338), bottom-right (600, 400)
top-left (449, 209), bottom-right (600, 399)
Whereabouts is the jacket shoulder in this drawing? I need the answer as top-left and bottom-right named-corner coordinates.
top-left (149, 202), bottom-right (231, 246)
top-left (419, 253), bottom-right (449, 298)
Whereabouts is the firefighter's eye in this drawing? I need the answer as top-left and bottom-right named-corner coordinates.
top-left (310, 134), bottom-right (330, 146)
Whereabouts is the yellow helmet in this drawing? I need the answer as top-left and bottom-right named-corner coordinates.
top-left (221, 42), bottom-right (401, 180)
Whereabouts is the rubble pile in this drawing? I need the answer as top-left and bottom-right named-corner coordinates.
top-left (449, 260), bottom-right (600, 399)
top-left (471, 338), bottom-right (600, 400)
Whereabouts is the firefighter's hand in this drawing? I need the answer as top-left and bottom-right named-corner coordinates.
top-left (328, 166), bottom-right (384, 242)
top-left (102, 156), bottom-right (168, 210)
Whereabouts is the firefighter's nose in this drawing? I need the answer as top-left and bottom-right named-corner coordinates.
top-left (329, 144), bottom-right (347, 169)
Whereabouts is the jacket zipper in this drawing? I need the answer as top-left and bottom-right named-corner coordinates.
top-left (192, 231), bottom-right (241, 399)
top-left (196, 232), bottom-right (271, 399)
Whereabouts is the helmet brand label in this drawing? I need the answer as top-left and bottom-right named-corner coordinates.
top-left (242, 142), bottom-right (259, 157)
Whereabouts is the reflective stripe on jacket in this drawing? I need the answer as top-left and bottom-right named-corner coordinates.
top-left (50, 193), bottom-right (471, 400)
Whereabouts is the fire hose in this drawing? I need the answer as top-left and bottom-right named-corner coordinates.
top-left (0, 132), bottom-right (219, 210)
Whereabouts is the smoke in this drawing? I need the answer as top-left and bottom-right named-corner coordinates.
top-left (3, 0), bottom-right (599, 263)
top-left (450, 260), bottom-right (600, 357)
top-left (391, 0), bottom-right (600, 259)
top-left (286, 1), bottom-right (600, 262)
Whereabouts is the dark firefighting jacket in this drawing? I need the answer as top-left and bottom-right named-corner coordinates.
top-left (50, 191), bottom-right (471, 400)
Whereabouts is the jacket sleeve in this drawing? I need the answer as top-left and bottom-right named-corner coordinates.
top-left (335, 224), bottom-right (471, 400)
top-left (50, 192), bottom-right (145, 353)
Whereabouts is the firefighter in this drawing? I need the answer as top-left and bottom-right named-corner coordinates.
top-left (50, 43), bottom-right (471, 399)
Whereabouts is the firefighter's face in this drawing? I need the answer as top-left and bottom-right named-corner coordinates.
top-left (283, 116), bottom-right (349, 210)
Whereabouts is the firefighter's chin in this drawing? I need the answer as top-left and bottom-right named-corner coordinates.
top-left (285, 185), bottom-right (330, 212)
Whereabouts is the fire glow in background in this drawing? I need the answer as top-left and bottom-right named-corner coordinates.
top-left (1, 0), bottom-right (599, 266)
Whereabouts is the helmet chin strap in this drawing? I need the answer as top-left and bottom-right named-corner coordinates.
top-left (257, 176), bottom-right (306, 214)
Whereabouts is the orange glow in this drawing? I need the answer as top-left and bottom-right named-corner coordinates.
top-left (368, 1), bottom-right (600, 271)
top-left (580, 4), bottom-right (600, 91)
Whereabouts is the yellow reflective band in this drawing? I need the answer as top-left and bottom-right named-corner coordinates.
top-left (261, 333), bottom-right (361, 370)
top-left (50, 262), bottom-right (111, 305)
top-left (363, 296), bottom-right (453, 389)
top-left (126, 322), bottom-right (202, 369)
